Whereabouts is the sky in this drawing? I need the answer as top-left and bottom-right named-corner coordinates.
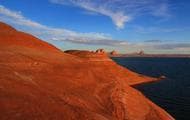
top-left (0, 0), bottom-right (190, 54)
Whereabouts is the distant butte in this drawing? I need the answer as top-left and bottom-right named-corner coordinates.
top-left (0, 22), bottom-right (174, 120)
top-left (111, 50), bottom-right (190, 58)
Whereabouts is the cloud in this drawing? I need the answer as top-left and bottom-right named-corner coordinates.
top-left (50, 0), bottom-right (171, 29)
top-left (144, 40), bottom-right (163, 43)
top-left (131, 25), bottom-right (187, 34)
top-left (50, 0), bottom-right (130, 29)
top-left (151, 3), bottom-right (171, 17)
top-left (0, 5), bottom-right (127, 46)
top-left (0, 5), bottom-right (46, 29)
top-left (129, 42), bottom-right (190, 51)
top-left (153, 43), bottom-right (190, 50)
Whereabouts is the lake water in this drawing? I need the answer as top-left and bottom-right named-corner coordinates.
top-left (112, 57), bottom-right (190, 120)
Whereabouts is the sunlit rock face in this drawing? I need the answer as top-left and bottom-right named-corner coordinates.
top-left (0, 22), bottom-right (174, 120)
top-left (110, 50), bottom-right (118, 55)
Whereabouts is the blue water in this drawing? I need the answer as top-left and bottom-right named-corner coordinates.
top-left (112, 57), bottom-right (190, 120)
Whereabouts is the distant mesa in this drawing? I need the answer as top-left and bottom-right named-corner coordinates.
top-left (112, 49), bottom-right (190, 58)
top-left (159, 75), bottom-right (167, 79)
top-left (129, 50), bottom-right (145, 56)
top-left (65, 49), bottom-right (107, 57)
top-left (138, 50), bottom-right (145, 55)
top-left (64, 49), bottom-right (110, 61)
top-left (64, 49), bottom-right (105, 55)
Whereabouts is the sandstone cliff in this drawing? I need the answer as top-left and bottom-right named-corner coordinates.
top-left (0, 22), bottom-right (174, 120)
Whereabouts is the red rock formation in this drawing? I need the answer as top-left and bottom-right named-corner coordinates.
top-left (0, 22), bottom-right (174, 120)
top-left (96, 48), bottom-right (106, 54)
top-left (110, 50), bottom-right (118, 55)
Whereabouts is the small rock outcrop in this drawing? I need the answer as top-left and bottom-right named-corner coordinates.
top-left (110, 50), bottom-right (118, 55)
top-left (95, 49), bottom-right (106, 54)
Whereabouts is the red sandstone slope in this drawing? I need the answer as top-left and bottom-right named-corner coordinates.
top-left (64, 50), bottom-right (158, 85)
top-left (0, 22), bottom-right (59, 52)
top-left (0, 22), bottom-right (174, 120)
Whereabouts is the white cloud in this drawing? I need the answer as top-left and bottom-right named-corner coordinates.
top-left (0, 5), bottom-right (46, 29)
top-left (152, 43), bottom-right (190, 50)
top-left (151, 3), bottom-right (171, 17)
top-left (72, 1), bottom-right (130, 29)
top-left (50, 0), bottom-right (171, 29)
top-left (0, 5), bottom-right (128, 46)
top-left (50, 0), bottom-right (130, 29)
